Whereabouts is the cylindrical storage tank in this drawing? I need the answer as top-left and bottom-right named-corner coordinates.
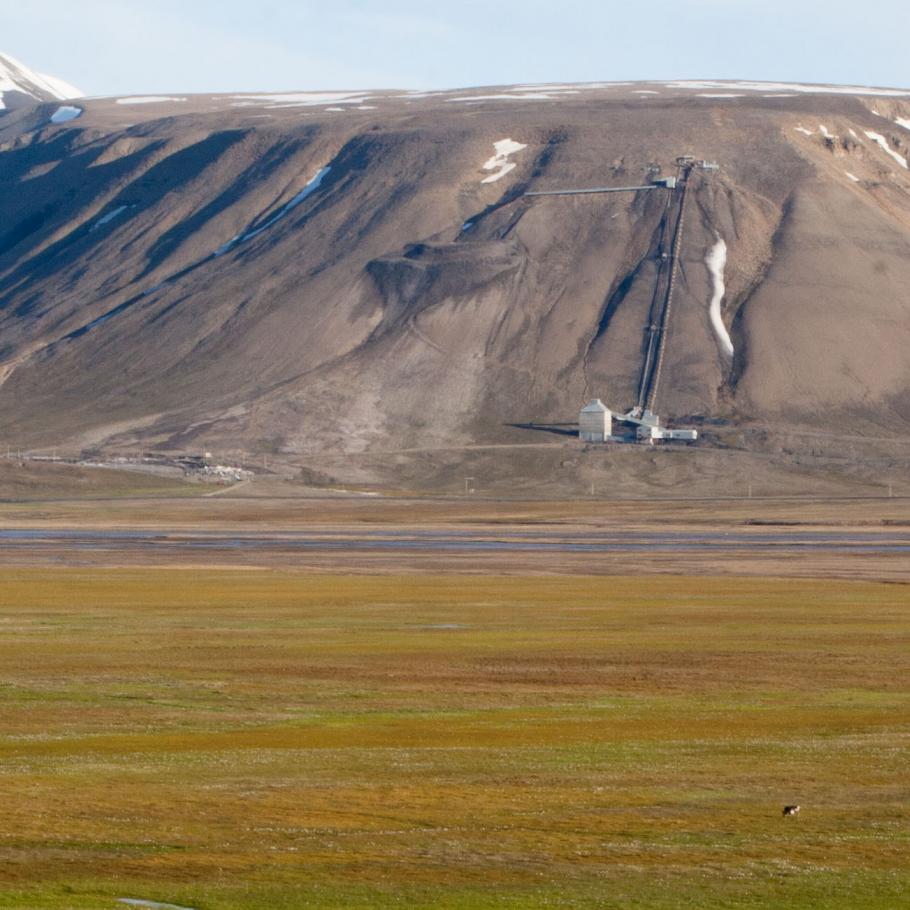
top-left (579, 399), bottom-right (612, 443)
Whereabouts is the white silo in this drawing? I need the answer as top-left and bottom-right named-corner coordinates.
top-left (579, 399), bottom-right (612, 443)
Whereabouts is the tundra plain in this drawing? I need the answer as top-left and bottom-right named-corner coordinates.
top-left (0, 486), bottom-right (908, 909)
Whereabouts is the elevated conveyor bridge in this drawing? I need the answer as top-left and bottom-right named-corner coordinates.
top-left (524, 157), bottom-right (718, 421)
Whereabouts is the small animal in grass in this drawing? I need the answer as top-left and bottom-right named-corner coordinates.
top-left (782, 804), bottom-right (801, 817)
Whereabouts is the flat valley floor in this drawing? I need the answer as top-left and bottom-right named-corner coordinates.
top-left (0, 492), bottom-right (908, 908)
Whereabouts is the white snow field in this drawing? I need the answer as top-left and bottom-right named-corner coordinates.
top-left (0, 51), bottom-right (82, 103)
top-left (511, 83), bottom-right (595, 91)
top-left (115, 96), bottom-right (187, 105)
top-left (449, 93), bottom-right (566, 103)
top-left (481, 139), bottom-right (527, 184)
top-left (896, 118), bottom-right (910, 130)
top-left (50, 105), bottom-right (82, 124)
top-left (231, 92), bottom-right (370, 107)
top-left (706, 237), bottom-right (734, 358)
top-left (864, 131), bottom-right (909, 168)
top-left (214, 166), bottom-right (331, 256)
top-left (665, 79), bottom-right (910, 96)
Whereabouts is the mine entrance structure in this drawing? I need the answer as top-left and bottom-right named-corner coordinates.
top-left (526, 157), bottom-right (718, 435)
top-left (579, 399), bottom-right (612, 442)
top-left (576, 399), bottom-right (698, 445)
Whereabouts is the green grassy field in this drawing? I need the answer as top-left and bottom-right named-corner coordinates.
top-left (0, 571), bottom-right (907, 908)
top-left (0, 462), bottom-right (202, 502)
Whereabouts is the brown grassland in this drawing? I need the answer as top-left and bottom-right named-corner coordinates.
top-left (0, 568), bottom-right (907, 908)
top-left (2, 490), bottom-right (910, 581)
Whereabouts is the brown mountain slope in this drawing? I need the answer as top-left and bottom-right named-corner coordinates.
top-left (1, 81), bottom-right (909, 489)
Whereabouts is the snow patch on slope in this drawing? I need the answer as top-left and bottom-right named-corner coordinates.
top-left (50, 105), bottom-right (82, 124)
top-left (706, 237), bottom-right (734, 358)
top-left (231, 92), bottom-right (369, 107)
top-left (666, 80), bottom-right (910, 97)
top-left (214, 166), bottom-right (331, 256)
top-left (845, 171), bottom-right (861, 183)
top-left (116, 96), bottom-right (187, 105)
top-left (481, 139), bottom-right (527, 184)
top-left (90, 205), bottom-right (132, 232)
top-left (864, 130), bottom-right (908, 168)
top-left (895, 118), bottom-right (910, 130)
top-left (511, 83), bottom-right (585, 92)
top-left (449, 93), bottom-right (565, 103)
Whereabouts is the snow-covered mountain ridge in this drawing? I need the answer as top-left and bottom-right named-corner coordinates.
top-left (0, 52), bottom-right (82, 111)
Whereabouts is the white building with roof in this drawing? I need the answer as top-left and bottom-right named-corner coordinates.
top-left (578, 399), bottom-right (612, 443)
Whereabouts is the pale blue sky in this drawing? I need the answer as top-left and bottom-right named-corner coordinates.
top-left (3, 0), bottom-right (907, 95)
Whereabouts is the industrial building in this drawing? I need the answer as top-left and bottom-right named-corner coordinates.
top-left (578, 400), bottom-right (697, 445)
top-left (578, 399), bottom-right (612, 442)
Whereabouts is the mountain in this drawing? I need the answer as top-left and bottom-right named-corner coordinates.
top-left (1, 74), bottom-right (909, 493)
top-left (0, 52), bottom-right (82, 111)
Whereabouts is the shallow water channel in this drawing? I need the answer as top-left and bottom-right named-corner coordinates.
top-left (1, 528), bottom-right (909, 554)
